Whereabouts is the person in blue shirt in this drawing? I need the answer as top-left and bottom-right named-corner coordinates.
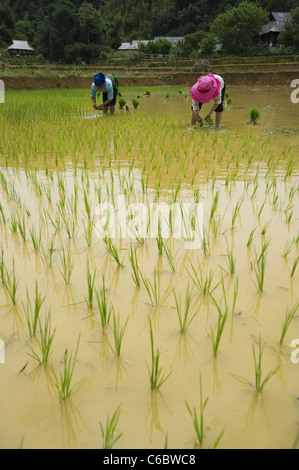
top-left (91, 72), bottom-right (118, 115)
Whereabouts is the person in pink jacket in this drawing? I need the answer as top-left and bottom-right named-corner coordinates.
top-left (190, 73), bottom-right (225, 130)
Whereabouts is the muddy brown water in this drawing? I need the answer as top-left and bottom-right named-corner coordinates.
top-left (0, 86), bottom-right (298, 449)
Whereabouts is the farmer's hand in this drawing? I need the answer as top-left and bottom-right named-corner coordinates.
top-left (204, 113), bottom-right (212, 120)
top-left (92, 103), bottom-right (97, 109)
top-left (192, 110), bottom-right (202, 125)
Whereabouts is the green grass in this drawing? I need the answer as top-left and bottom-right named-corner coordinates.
top-left (52, 334), bottom-right (84, 403)
top-left (28, 309), bottom-right (56, 365)
top-left (23, 281), bottom-right (46, 337)
top-left (109, 312), bottom-right (129, 356)
top-left (279, 301), bottom-right (299, 345)
top-left (209, 280), bottom-right (228, 357)
top-left (230, 334), bottom-right (279, 394)
top-left (100, 404), bottom-right (122, 449)
top-left (173, 284), bottom-right (197, 333)
top-left (96, 275), bottom-right (113, 330)
top-left (146, 317), bottom-right (172, 390)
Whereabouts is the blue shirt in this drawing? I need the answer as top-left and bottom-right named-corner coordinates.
top-left (91, 77), bottom-right (113, 100)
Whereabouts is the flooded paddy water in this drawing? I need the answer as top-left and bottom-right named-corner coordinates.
top-left (0, 85), bottom-right (298, 449)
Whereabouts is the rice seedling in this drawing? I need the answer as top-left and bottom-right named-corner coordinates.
top-left (231, 194), bottom-right (244, 228)
top-left (185, 260), bottom-right (216, 296)
top-left (129, 244), bottom-right (141, 287)
top-left (291, 257), bottom-right (299, 277)
top-left (279, 301), bottom-right (299, 345)
top-left (282, 240), bottom-right (294, 258)
top-left (162, 240), bottom-right (177, 273)
top-left (103, 236), bottom-right (124, 267)
top-left (247, 225), bottom-right (257, 247)
top-left (209, 281), bottom-right (228, 356)
top-left (0, 202), bottom-right (6, 224)
top-left (185, 376), bottom-right (207, 447)
top-left (83, 218), bottom-right (94, 247)
top-left (29, 225), bottom-right (42, 252)
top-left (132, 98), bottom-right (139, 109)
top-left (118, 97), bottom-right (126, 109)
top-left (4, 258), bottom-right (19, 305)
top-left (85, 262), bottom-right (96, 309)
top-left (249, 107), bottom-right (260, 125)
top-left (83, 189), bottom-right (91, 220)
top-left (109, 312), bottom-right (129, 356)
top-left (16, 214), bottom-right (26, 242)
top-left (100, 403), bottom-right (122, 449)
top-left (156, 217), bottom-right (164, 255)
top-left (28, 309), bottom-right (56, 365)
top-left (209, 191), bottom-right (219, 222)
top-left (23, 281), bottom-right (46, 337)
top-left (201, 228), bottom-right (210, 258)
top-left (212, 213), bottom-right (225, 237)
top-left (185, 373), bottom-right (223, 448)
top-left (252, 252), bottom-right (266, 293)
top-left (96, 275), bottom-right (113, 329)
top-left (41, 237), bottom-right (55, 269)
top-left (285, 157), bottom-right (295, 180)
top-left (230, 334), bottom-right (279, 394)
top-left (221, 245), bottom-right (236, 276)
top-left (286, 210), bottom-right (293, 224)
top-left (58, 246), bottom-right (74, 284)
top-left (9, 212), bottom-right (18, 234)
top-left (52, 334), bottom-right (84, 403)
top-left (261, 219), bottom-right (271, 236)
top-left (0, 246), bottom-right (5, 285)
top-left (140, 269), bottom-right (161, 306)
top-left (251, 182), bottom-right (258, 200)
top-left (232, 277), bottom-right (239, 314)
top-left (173, 284), bottom-right (197, 333)
top-left (146, 317), bottom-right (172, 390)
top-left (57, 205), bottom-right (77, 239)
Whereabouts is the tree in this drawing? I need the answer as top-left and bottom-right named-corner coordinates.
top-left (278, 7), bottom-right (299, 51)
top-left (15, 14), bottom-right (36, 44)
top-left (78, 2), bottom-right (103, 44)
top-left (210, 1), bottom-right (269, 54)
top-left (0, 2), bottom-right (15, 46)
top-left (36, 1), bottom-right (78, 60)
top-left (200, 33), bottom-right (218, 55)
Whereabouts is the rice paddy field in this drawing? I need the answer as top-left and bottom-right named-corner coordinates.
top-left (0, 85), bottom-right (298, 449)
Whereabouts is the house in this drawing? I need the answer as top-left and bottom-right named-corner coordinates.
top-left (118, 40), bottom-right (149, 52)
top-left (153, 37), bottom-right (184, 46)
top-left (6, 40), bottom-right (34, 56)
top-left (260, 12), bottom-right (292, 45)
top-left (118, 37), bottom-right (184, 52)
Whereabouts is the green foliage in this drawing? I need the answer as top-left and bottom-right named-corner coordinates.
top-left (249, 107), bottom-right (261, 124)
top-left (210, 1), bottom-right (269, 54)
top-left (132, 98), bottom-right (140, 109)
top-left (200, 33), bottom-right (218, 55)
top-left (138, 38), bottom-right (173, 55)
top-left (118, 97), bottom-right (127, 109)
top-left (2, 0), bottom-right (298, 61)
top-left (0, 2), bottom-right (15, 46)
top-left (278, 7), bottom-right (299, 50)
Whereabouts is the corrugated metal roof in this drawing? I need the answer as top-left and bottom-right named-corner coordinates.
top-left (118, 40), bottom-right (149, 50)
top-left (260, 12), bottom-right (291, 35)
top-left (154, 37), bottom-right (184, 44)
top-left (271, 12), bottom-right (292, 22)
top-left (7, 40), bottom-right (34, 51)
top-left (261, 21), bottom-right (285, 34)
